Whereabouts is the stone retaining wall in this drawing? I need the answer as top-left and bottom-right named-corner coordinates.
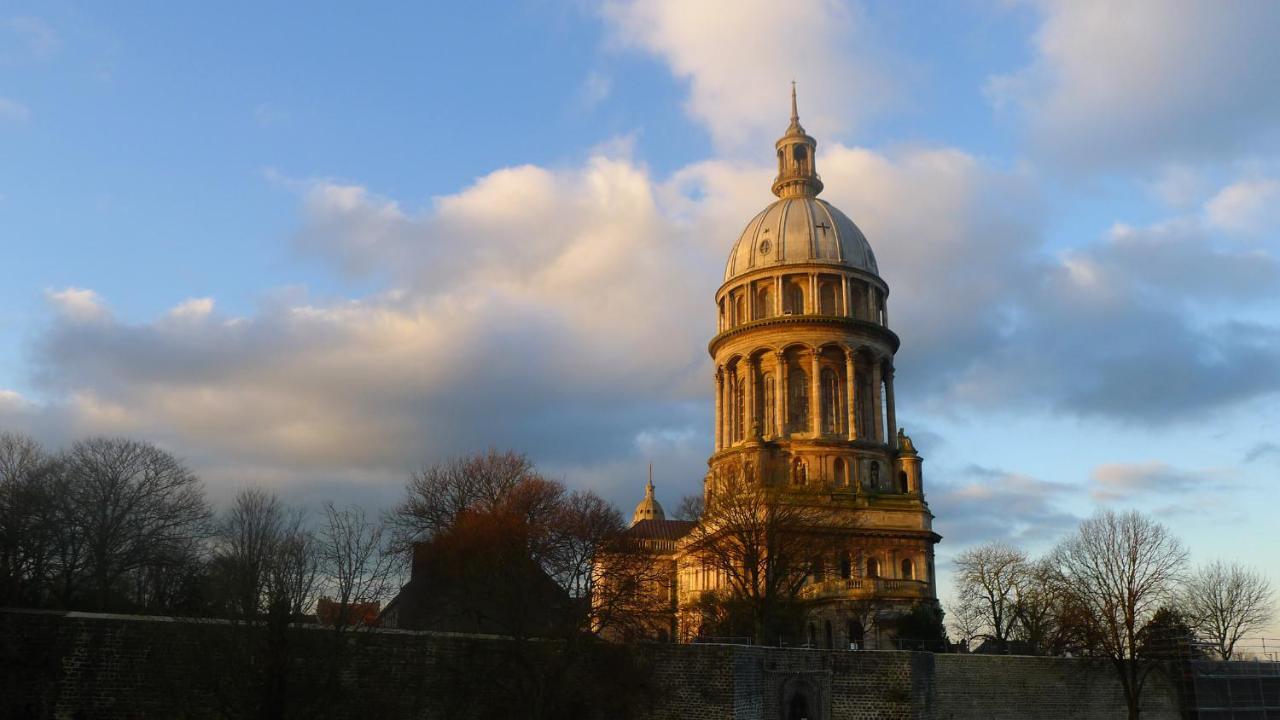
top-left (0, 609), bottom-right (1181, 719)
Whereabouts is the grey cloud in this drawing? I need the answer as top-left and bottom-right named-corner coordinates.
top-left (928, 464), bottom-right (1080, 547)
top-left (926, 211), bottom-right (1280, 423)
top-left (989, 1), bottom-right (1280, 170)
top-left (1089, 462), bottom-right (1205, 502)
top-left (1245, 442), bottom-right (1280, 463)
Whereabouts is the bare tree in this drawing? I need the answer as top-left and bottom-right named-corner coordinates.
top-left (316, 502), bottom-right (397, 630)
top-left (547, 490), bottom-right (624, 600)
top-left (211, 487), bottom-right (317, 620)
top-left (1184, 560), bottom-right (1275, 660)
top-left (952, 541), bottom-right (1028, 649)
top-left (1049, 510), bottom-right (1188, 720)
top-left (388, 449), bottom-right (539, 551)
top-left (1011, 558), bottom-right (1071, 654)
top-left (0, 433), bottom-right (56, 605)
top-left (198, 488), bottom-right (320, 720)
top-left (673, 493), bottom-right (704, 522)
top-left (62, 437), bottom-right (210, 610)
top-left (946, 596), bottom-right (985, 651)
top-left (680, 463), bottom-right (828, 644)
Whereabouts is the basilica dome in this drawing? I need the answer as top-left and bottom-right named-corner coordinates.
top-left (723, 196), bottom-right (878, 283)
top-left (722, 85), bottom-right (878, 284)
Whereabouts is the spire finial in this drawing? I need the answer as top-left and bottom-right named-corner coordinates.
top-left (790, 80), bottom-right (799, 126)
top-left (647, 462), bottom-right (654, 492)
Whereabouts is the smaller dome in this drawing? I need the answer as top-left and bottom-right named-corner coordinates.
top-left (631, 479), bottom-right (665, 525)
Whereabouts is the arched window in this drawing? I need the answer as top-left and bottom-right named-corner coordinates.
top-left (898, 470), bottom-right (909, 494)
top-left (762, 374), bottom-right (776, 437)
top-left (869, 462), bottom-right (880, 492)
top-left (734, 294), bottom-right (746, 325)
top-left (833, 458), bottom-right (846, 487)
top-left (757, 287), bottom-right (774, 319)
top-left (786, 283), bottom-right (805, 314)
top-left (824, 621), bottom-right (833, 649)
top-left (819, 282), bottom-right (838, 315)
top-left (901, 558), bottom-right (915, 580)
top-left (821, 368), bottom-right (842, 435)
top-left (807, 623), bottom-right (816, 648)
top-left (793, 145), bottom-right (808, 172)
top-left (848, 620), bottom-right (865, 649)
top-left (792, 459), bottom-right (807, 486)
top-left (866, 557), bottom-right (880, 578)
top-left (788, 368), bottom-right (809, 432)
top-left (839, 552), bottom-right (852, 579)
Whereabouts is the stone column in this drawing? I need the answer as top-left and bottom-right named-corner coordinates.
top-left (841, 275), bottom-right (850, 317)
top-left (775, 276), bottom-right (784, 315)
top-left (885, 367), bottom-right (898, 449)
top-left (809, 274), bottom-right (818, 314)
top-left (714, 368), bottom-right (723, 450)
top-left (881, 296), bottom-right (889, 328)
top-left (746, 357), bottom-right (757, 440)
top-left (774, 351), bottom-right (787, 439)
top-left (871, 360), bottom-right (884, 444)
top-left (809, 351), bottom-right (822, 437)
top-left (845, 350), bottom-right (858, 441)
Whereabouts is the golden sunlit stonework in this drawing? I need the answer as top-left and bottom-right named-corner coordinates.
top-left (613, 87), bottom-right (941, 649)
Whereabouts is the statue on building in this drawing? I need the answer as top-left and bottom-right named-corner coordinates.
top-left (897, 428), bottom-right (916, 455)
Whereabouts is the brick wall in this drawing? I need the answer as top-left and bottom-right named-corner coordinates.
top-left (923, 653), bottom-right (1180, 720)
top-left (0, 609), bottom-right (1181, 719)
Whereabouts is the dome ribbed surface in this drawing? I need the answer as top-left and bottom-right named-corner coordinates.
top-left (724, 197), bottom-right (878, 282)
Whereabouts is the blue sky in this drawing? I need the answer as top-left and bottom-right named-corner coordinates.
top-left (3, 1), bottom-right (1279, 626)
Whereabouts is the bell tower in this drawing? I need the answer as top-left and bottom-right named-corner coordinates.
top-left (772, 82), bottom-right (824, 200)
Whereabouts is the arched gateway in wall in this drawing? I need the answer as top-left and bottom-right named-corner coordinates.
top-left (613, 86), bottom-right (942, 650)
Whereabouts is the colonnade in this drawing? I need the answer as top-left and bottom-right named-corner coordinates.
top-left (718, 271), bottom-right (888, 331)
top-left (713, 346), bottom-right (896, 451)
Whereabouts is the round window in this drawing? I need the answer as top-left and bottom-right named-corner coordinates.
top-left (759, 239), bottom-right (772, 254)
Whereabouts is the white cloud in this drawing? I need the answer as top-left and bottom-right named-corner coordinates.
top-left (47, 287), bottom-right (108, 322)
top-left (0, 97), bottom-right (30, 122)
top-left (1205, 177), bottom-right (1280, 235)
top-left (600, 0), bottom-right (894, 152)
top-left (987, 0), bottom-right (1280, 169)
top-left (165, 297), bottom-right (215, 321)
top-left (15, 141), bottom-right (1280, 507)
top-left (15, 142), bottom-right (1045, 504)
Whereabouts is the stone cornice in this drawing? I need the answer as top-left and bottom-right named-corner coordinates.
top-left (715, 262), bottom-right (888, 299)
top-left (708, 315), bottom-right (900, 357)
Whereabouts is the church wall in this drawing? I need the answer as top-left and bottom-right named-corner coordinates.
top-left (2, 609), bottom-right (1181, 719)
